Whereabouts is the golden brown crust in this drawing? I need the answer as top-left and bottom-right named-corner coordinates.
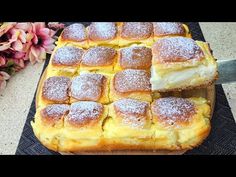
top-left (40, 104), bottom-right (70, 126)
top-left (81, 46), bottom-right (117, 66)
top-left (121, 22), bottom-right (153, 40)
top-left (153, 22), bottom-right (186, 37)
top-left (65, 101), bottom-right (104, 128)
top-left (61, 23), bottom-right (87, 42)
top-left (58, 141), bottom-right (105, 153)
top-left (39, 131), bottom-right (211, 153)
top-left (71, 73), bottom-right (106, 101)
top-left (101, 141), bottom-right (157, 151)
top-left (113, 98), bottom-right (149, 128)
top-left (88, 22), bottom-right (117, 41)
top-left (114, 98), bottom-right (148, 116)
top-left (57, 137), bottom-right (180, 152)
top-left (152, 97), bottom-right (196, 126)
top-left (42, 76), bottom-right (71, 103)
top-left (152, 37), bottom-right (204, 63)
top-left (119, 46), bottom-right (152, 69)
top-left (52, 46), bottom-right (84, 66)
top-left (113, 69), bottom-right (151, 93)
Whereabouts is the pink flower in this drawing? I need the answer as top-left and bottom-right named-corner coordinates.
top-left (0, 23), bottom-right (16, 52)
top-left (0, 48), bottom-right (26, 68)
top-left (10, 49), bottom-right (26, 68)
top-left (27, 22), bottom-right (56, 64)
top-left (6, 23), bottom-right (32, 64)
top-left (0, 23), bottom-right (30, 57)
top-left (0, 22), bottom-right (59, 92)
top-left (0, 56), bottom-right (6, 66)
top-left (0, 71), bottom-right (10, 93)
top-left (0, 22), bottom-right (16, 37)
top-left (8, 27), bottom-right (28, 50)
top-left (0, 42), bottom-right (11, 51)
top-left (13, 58), bottom-right (25, 69)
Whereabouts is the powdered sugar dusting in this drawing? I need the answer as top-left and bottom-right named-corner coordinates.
top-left (114, 69), bottom-right (151, 93)
top-left (41, 104), bottom-right (70, 120)
top-left (114, 98), bottom-right (149, 128)
top-left (42, 76), bottom-right (70, 102)
top-left (152, 97), bottom-right (196, 125)
top-left (88, 22), bottom-right (117, 41)
top-left (153, 37), bottom-right (204, 63)
top-left (62, 23), bottom-right (87, 42)
top-left (120, 46), bottom-right (152, 69)
top-left (121, 114), bottom-right (147, 128)
top-left (153, 22), bottom-right (185, 36)
top-left (121, 22), bottom-right (153, 40)
top-left (82, 46), bottom-right (116, 66)
top-left (114, 98), bottom-right (148, 115)
top-left (71, 73), bottom-right (105, 101)
top-left (68, 101), bottom-right (103, 125)
top-left (52, 46), bottom-right (84, 66)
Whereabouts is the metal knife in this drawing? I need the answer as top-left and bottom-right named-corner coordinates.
top-left (216, 59), bottom-right (236, 85)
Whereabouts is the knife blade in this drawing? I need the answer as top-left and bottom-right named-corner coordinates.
top-left (216, 59), bottom-right (236, 85)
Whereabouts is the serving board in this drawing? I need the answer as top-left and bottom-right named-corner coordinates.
top-left (15, 22), bottom-right (236, 155)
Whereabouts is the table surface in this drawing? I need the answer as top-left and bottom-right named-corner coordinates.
top-left (0, 22), bottom-right (236, 155)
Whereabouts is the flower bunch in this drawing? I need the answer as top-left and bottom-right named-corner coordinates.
top-left (0, 22), bottom-right (64, 93)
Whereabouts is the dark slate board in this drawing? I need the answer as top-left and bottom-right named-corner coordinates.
top-left (15, 22), bottom-right (236, 155)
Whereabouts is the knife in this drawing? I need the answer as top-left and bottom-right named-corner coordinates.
top-left (216, 59), bottom-right (236, 85)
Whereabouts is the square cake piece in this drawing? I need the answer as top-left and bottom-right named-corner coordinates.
top-left (103, 98), bottom-right (154, 150)
top-left (70, 73), bottom-right (109, 104)
top-left (47, 45), bottom-right (84, 77)
top-left (153, 22), bottom-right (191, 40)
top-left (115, 45), bottom-right (152, 71)
top-left (61, 101), bottom-right (108, 152)
top-left (80, 46), bottom-right (117, 74)
top-left (58, 23), bottom-right (89, 48)
top-left (118, 22), bottom-right (154, 47)
top-left (31, 104), bottom-right (70, 151)
top-left (110, 69), bottom-right (152, 102)
top-left (151, 36), bottom-right (218, 92)
top-left (41, 76), bottom-right (71, 104)
top-left (151, 97), bottom-right (211, 149)
top-left (87, 22), bottom-right (119, 47)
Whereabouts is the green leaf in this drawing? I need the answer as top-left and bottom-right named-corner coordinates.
top-left (0, 65), bottom-right (15, 76)
top-left (6, 59), bottom-right (15, 67)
